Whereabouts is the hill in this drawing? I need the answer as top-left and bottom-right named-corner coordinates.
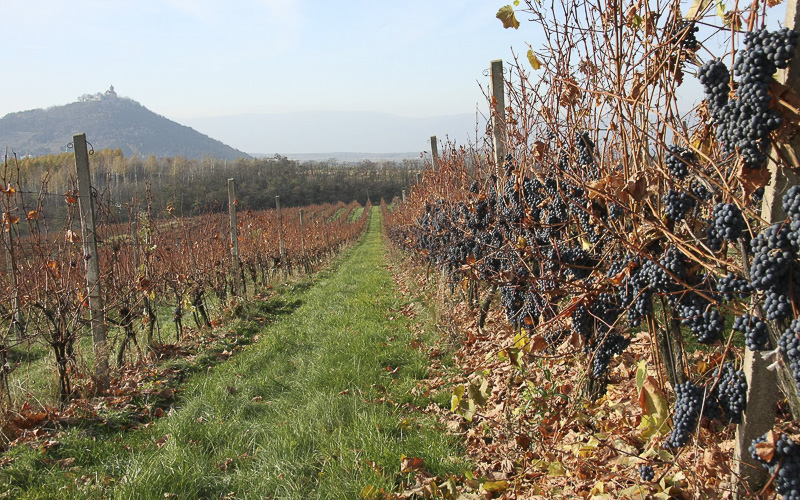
top-left (0, 88), bottom-right (250, 160)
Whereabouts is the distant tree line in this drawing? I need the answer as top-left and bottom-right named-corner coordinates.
top-left (6, 149), bottom-right (421, 224)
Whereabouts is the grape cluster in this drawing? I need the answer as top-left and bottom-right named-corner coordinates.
top-left (785, 185), bottom-right (800, 222)
top-left (750, 222), bottom-right (796, 321)
top-left (750, 223), bottom-right (794, 289)
top-left (712, 363), bottom-right (747, 424)
top-left (690, 180), bottom-right (714, 202)
top-left (500, 177), bottom-right (524, 226)
top-left (715, 272), bottom-right (753, 301)
top-left (589, 331), bottom-right (630, 379)
top-left (571, 304), bottom-right (591, 342)
top-left (663, 189), bottom-right (696, 221)
top-left (575, 131), bottom-right (595, 167)
top-left (607, 202), bottom-right (624, 219)
top-left (750, 432), bottom-right (800, 500)
top-left (779, 320), bottom-right (800, 397)
top-left (638, 464), bottom-right (655, 482)
top-left (667, 381), bottom-right (705, 448)
top-left (670, 20), bottom-right (699, 51)
top-left (618, 270), bottom-right (653, 328)
top-left (706, 203), bottom-right (746, 251)
top-left (665, 145), bottom-right (695, 180)
top-left (657, 247), bottom-right (687, 291)
top-left (697, 59), bottom-right (730, 117)
top-left (698, 28), bottom-right (800, 169)
top-left (675, 292), bottom-right (723, 344)
top-left (733, 313), bottom-right (768, 351)
top-left (500, 284), bottom-right (526, 327)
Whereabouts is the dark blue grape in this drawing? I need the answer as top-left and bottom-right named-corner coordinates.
top-left (733, 313), bottom-right (768, 351)
top-left (639, 464), bottom-right (655, 482)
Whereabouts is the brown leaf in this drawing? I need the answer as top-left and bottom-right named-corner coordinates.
top-left (737, 160), bottom-right (770, 200)
top-left (400, 456), bottom-right (425, 474)
top-left (644, 11), bottom-right (659, 37)
top-left (703, 448), bottom-right (725, 470)
top-left (216, 458), bottom-right (234, 472)
top-left (624, 172), bottom-right (649, 202)
top-left (560, 79), bottom-right (582, 106)
top-left (630, 73), bottom-right (646, 101)
top-left (529, 335), bottom-right (549, 352)
top-left (755, 430), bottom-right (777, 463)
top-left (65, 229), bottom-right (81, 243)
top-left (532, 140), bottom-right (548, 163)
top-left (770, 81), bottom-right (800, 141)
top-left (155, 434), bottom-right (170, 448)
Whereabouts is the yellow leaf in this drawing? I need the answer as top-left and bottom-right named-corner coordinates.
top-left (635, 360), bottom-right (647, 393)
top-left (451, 385), bottom-right (465, 412)
top-left (548, 461), bottom-right (566, 476)
top-left (527, 49), bottom-right (542, 70)
top-left (482, 480), bottom-right (509, 493)
top-left (637, 377), bottom-right (670, 438)
top-left (496, 5), bottom-right (520, 29)
top-left (360, 484), bottom-right (381, 499)
top-left (686, 0), bottom-right (713, 20)
top-left (468, 374), bottom-right (490, 407)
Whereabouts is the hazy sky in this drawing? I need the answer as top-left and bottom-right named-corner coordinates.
top-left (4, 1), bottom-right (535, 121)
top-left (4, 1), bottom-right (792, 154)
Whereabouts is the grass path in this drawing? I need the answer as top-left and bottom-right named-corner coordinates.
top-left (2, 209), bottom-right (466, 499)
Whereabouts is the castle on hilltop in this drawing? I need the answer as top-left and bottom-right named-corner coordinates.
top-left (78, 85), bottom-right (118, 103)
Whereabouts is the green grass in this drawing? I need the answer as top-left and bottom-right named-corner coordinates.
top-left (1, 208), bottom-right (468, 499)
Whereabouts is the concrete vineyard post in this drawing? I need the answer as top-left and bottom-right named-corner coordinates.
top-left (430, 136), bottom-right (439, 172)
top-left (73, 133), bottom-right (109, 392)
top-left (490, 59), bottom-right (507, 175)
top-left (733, 2), bottom-right (800, 495)
top-left (3, 226), bottom-right (23, 339)
top-left (323, 215), bottom-right (330, 255)
top-left (300, 208), bottom-right (307, 271)
top-left (276, 196), bottom-right (286, 274)
top-left (228, 178), bottom-right (242, 296)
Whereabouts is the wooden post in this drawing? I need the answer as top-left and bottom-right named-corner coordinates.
top-left (228, 179), bottom-right (242, 296)
top-left (276, 196), bottom-right (286, 267)
top-left (402, 190), bottom-right (406, 203)
top-left (299, 208), bottom-right (307, 270)
top-left (733, 3), bottom-right (800, 495)
top-left (490, 59), bottom-right (507, 175)
top-left (323, 215), bottom-right (330, 255)
top-left (73, 133), bottom-right (109, 392)
top-left (430, 136), bottom-right (439, 171)
top-left (131, 221), bottom-right (139, 270)
top-left (3, 226), bottom-right (24, 339)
